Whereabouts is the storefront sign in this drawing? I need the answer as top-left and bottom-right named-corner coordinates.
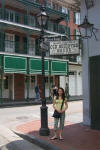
top-left (50, 40), bottom-right (80, 55)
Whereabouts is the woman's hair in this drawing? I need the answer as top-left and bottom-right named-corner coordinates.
top-left (56, 87), bottom-right (65, 100)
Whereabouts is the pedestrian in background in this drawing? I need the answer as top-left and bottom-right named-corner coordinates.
top-left (51, 87), bottom-right (68, 140)
top-left (35, 85), bottom-right (40, 100)
top-left (53, 85), bottom-right (58, 97)
top-left (65, 83), bottom-right (69, 99)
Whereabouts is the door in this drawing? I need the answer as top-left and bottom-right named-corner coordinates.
top-left (90, 56), bottom-right (100, 130)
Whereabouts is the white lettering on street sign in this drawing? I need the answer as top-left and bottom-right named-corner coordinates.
top-left (50, 40), bottom-right (80, 55)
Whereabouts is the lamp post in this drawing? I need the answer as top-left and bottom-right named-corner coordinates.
top-left (37, 6), bottom-right (50, 136)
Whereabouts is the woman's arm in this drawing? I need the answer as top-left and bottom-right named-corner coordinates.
top-left (61, 99), bottom-right (68, 113)
top-left (53, 99), bottom-right (61, 113)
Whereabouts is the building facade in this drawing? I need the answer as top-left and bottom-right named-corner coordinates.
top-left (0, 0), bottom-right (82, 102)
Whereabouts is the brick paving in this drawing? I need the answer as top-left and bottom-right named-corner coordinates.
top-left (16, 117), bottom-right (100, 150)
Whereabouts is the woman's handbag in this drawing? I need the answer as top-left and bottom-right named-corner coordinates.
top-left (53, 99), bottom-right (64, 118)
top-left (53, 110), bottom-right (61, 118)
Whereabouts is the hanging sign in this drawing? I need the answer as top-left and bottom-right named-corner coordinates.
top-left (50, 40), bottom-right (80, 55)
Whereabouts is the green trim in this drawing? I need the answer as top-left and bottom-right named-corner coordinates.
top-left (46, 7), bottom-right (67, 19)
top-left (16, 0), bottom-right (41, 9)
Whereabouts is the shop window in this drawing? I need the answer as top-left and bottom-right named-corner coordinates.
top-left (31, 76), bottom-right (35, 83)
top-left (69, 72), bottom-right (75, 75)
top-left (4, 76), bottom-right (8, 89)
top-left (50, 77), bottom-right (53, 83)
top-left (45, 77), bottom-right (48, 83)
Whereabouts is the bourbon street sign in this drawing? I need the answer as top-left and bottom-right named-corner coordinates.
top-left (50, 40), bottom-right (80, 55)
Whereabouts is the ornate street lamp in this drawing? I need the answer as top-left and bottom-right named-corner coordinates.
top-left (37, 7), bottom-right (50, 136)
top-left (78, 16), bottom-right (98, 40)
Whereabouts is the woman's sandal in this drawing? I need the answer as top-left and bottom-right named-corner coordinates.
top-left (50, 136), bottom-right (58, 140)
top-left (59, 137), bottom-right (64, 140)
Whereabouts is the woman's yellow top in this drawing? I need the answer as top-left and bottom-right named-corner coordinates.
top-left (54, 96), bottom-right (66, 111)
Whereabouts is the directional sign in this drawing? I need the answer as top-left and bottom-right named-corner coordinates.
top-left (40, 41), bottom-right (49, 51)
top-left (50, 40), bottom-right (80, 55)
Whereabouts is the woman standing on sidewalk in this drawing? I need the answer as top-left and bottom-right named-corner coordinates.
top-left (51, 87), bottom-right (68, 140)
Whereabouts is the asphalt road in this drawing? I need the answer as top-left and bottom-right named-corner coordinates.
top-left (0, 101), bottom-right (83, 130)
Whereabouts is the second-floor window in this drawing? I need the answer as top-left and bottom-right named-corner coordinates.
top-left (29, 16), bottom-right (35, 27)
top-left (29, 38), bottom-right (35, 55)
top-left (74, 12), bottom-right (80, 25)
top-left (5, 9), bottom-right (16, 22)
top-left (5, 33), bottom-right (15, 53)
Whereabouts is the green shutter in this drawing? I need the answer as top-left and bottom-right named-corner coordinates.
top-left (74, 12), bottom-right (76, 24)
top-left (67, 27), bottom-right (70, 39)
top-left (0, 32), bottom-right (5, 52)
top-left (35, 39), bottom-right (39, 55)
top-left (15, 13), bottom-right (20, 23)
top-left (74, 29), bottom-right (76, 40)
top-left (15, 35), bottom-right (20, 53)
top-left (23, 37), bottom-right (27, 54)
top-left (0, 32), bottom-right (2, 51)
top-left (53, 23), bottom-right (58, 32)
top-left (68, 10), bottom-right (70, 21)
top-left (23, 15), bottom-right (28, 25)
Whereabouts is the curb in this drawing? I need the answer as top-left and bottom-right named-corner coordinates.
top-left (0, 101), bottom-right (52, 108)
top-left (14, 130), bottom-right (61, 150)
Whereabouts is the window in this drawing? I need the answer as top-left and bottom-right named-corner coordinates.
top-left (53, 3), bottom-right (57, 10)
top-left (5, 9), bottom-right (16, 22)
top-left (31, 76), bottom-right (35, 83)
top-left (74, 29), bottom-right (80, 40)
top-left (62, 7), bottom-right (68, 14)
top-left (69, 72), bottom-right (75, 75)
top-left (50, 77), bottom-right (53, 83)
top-left (29, 38), bottom-right (35, 55)
top-left (29, 16), bottom-right (35, 27)
top-left (47, 1), bottom-right (52, 8)
top-left (74, 12), bottom-right (80, 25)
top-left (45, 77), bottom-right (48, 83)
top-left (4, 76), bottom-right (8, 89)
top-left (5, 33), bottom-right (15, 53)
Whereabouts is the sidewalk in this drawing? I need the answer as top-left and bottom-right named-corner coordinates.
top-left (0, 125), bottom-right (45, 150)
top-left (15, 117), bottom-right (100, 150)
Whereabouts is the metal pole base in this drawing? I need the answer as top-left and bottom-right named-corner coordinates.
top-left (39, 106), bottom-right (50, 136)
top-left (39, 127), bottom-right (50, 136)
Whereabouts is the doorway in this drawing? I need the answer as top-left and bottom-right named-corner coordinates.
top-left (90, 56), bottom-right (100, 130)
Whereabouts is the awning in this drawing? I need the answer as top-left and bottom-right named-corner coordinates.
top-left (30, 58), bottom-right (49, 75)
top-left (4, 55), bottom-right (27, 74)
top-left (51, 60), bottom-right (68, 75)
top-left (0, 54), bottom-right (68, 75)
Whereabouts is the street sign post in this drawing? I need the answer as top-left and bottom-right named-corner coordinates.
top-left (50, 40), bottom-right (80, 55)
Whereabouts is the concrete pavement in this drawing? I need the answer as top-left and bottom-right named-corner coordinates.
top-left (0, 125), bottom-right (45, 150)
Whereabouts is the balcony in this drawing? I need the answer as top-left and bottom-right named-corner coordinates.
top-left (0, 8), bottom-right (67, 35)
top-left (0, 40), bottom-right (36, 55)
top-left (47, 21), bottom-right (66, 34)
top-left (17, 0), bottom-right (67, 19)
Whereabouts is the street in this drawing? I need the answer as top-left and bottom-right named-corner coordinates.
top-left (0, 101), bottom-right (83, 150)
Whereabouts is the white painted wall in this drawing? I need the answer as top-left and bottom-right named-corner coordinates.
top-left (60, 64), bottom-right (82, 97)
top-left (81, 0), bottom-right (100, 125)
top-left (60, 76), bottom-right (66, 90)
